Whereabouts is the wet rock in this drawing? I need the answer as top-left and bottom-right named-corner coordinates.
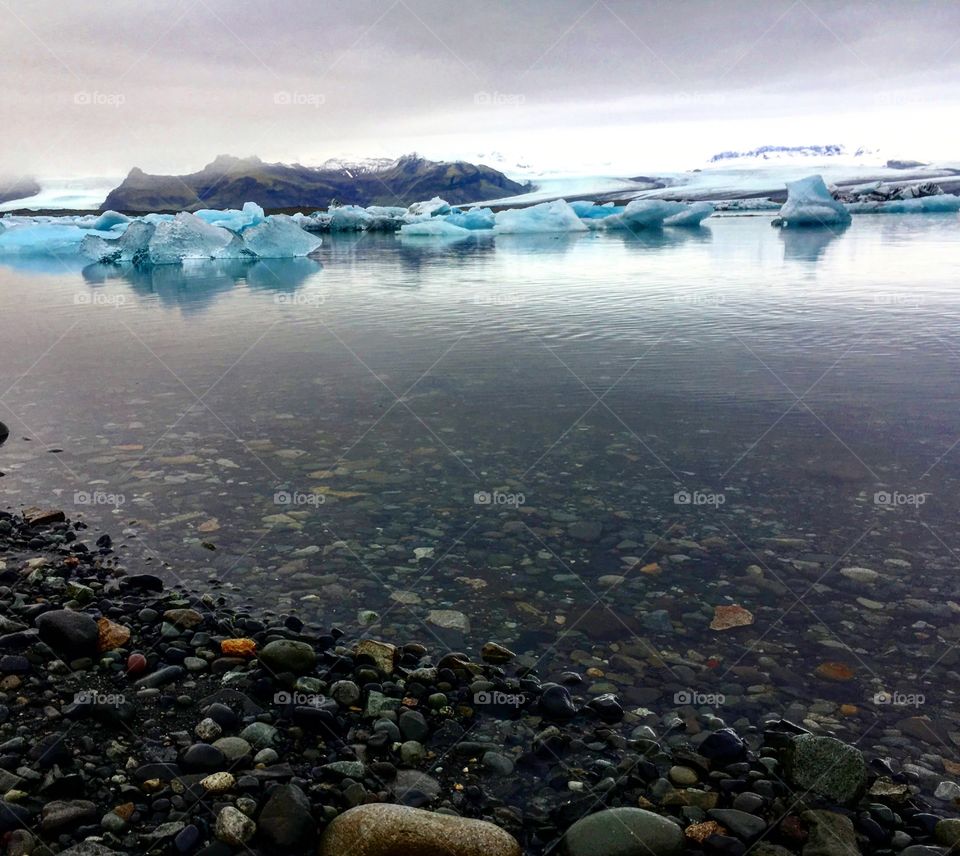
top-left (699, 729), bottom-right (746, 764)
top-left (426, 610), bottom-right (470, 633)
top-left (96, 617), bottom-right (131, 652)
top-left (35, 610), bottom-right (99, 657)
top-left (568, 520), bottom-right (603, 542)
top-left (23, 507), bottom-right (66, 526)
top-left (258, 783), bottom-right (315, 850)
top-left (802, 810), bottom-right (861, 856)
top-left (935, 818), bottom-right (960, 849)
top-left (355, 639), bottom-right (396, 674)
top-left (481, 642), bottom-right (515, 664)
top-left (182, 743), bottom-right (227, 771)
top-left (215, 805), bottom-right (256, 845)
top-left (562, 807), bottom-right (683, 856)
top-left (708, 809), bottom-right (766, 840)
top-left (540, 684), bottom-right (577, 721)
top-left (785, 735), bottom-right (866, 805)
top-left (258, 639), bottom-right (316, 674)
top-left (40, 799), bottom-right (97, 831)
top-left (317, 803), bottom-right (521, 856)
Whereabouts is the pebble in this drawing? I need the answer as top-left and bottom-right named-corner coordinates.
top-left (214, 805), bottom-right (256, 845)
top-left (562, 807), bottom-right (683, 856)
top-left (318, 804), bottom-right (521, 856)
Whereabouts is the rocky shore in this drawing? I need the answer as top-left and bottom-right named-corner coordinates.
top-left (1, 506), bottom-right (959, 856)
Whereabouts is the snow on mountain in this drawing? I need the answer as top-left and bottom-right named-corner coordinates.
top-left (317, 157), bottom-right (398, 176)
top-left (706, 144), bottom-right (882, 167)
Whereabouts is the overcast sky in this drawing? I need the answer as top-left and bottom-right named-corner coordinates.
top-left (2, 0), bottom-right (958, 179)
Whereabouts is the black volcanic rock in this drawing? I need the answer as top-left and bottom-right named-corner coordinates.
top-left (100, 154), bottom-right (528, 212)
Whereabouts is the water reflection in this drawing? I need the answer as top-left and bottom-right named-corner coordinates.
top-left (80, 258), bottom-right (322, 311)
top-left (779, 223), bottom-right (848, 262)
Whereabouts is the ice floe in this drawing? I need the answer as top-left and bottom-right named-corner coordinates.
top-left (774, 175), bottom-right (852, 227)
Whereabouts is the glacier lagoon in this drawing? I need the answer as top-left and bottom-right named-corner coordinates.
top-left (2, 214), bottom-right (960, 771)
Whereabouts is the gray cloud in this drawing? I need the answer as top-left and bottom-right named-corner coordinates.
top-left (1, 0), bottom-right (958, 178)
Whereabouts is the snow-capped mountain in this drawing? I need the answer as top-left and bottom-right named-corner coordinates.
top-left (317, 157), bottom-right (398, 176)
top-left (707, 144), bottom-right (882, 167)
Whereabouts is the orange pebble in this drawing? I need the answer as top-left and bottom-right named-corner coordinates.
top-left (220, 638), bottom-right (257, 656)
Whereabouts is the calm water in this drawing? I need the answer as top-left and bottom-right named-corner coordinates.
top-left (2, 215), bottom-right (960, 733)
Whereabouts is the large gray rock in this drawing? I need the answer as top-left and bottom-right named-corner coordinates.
top-left (35, 610), bottom-right (99, 658)
top-left (562, 807), bottom-right (684, 856)
top-left (258, 784), bottom-right (314, 850)
top-left (785, 735), bottom-right (867, 805)
top-left (257, 639), bottom-right (317, 675)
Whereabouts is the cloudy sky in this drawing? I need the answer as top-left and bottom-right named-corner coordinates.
top-left (2, 0), bottom-right (958, 179)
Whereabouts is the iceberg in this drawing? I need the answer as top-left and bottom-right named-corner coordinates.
top-left (775, 175), bottom-right (852, 227)
top-left (399, 219), bottom-right (472, 238)
top-left (493, 199), bottom-right (588, 234)
top-left (846, 195), bottom-right (960, 214)
top-left (406, 197), bottom-right (452, 219)
top-left (570, 201), bottom-right (621, 220)
top-left (329, 205), bottom-right (374, 231)
top-left (444, 207), bottom-right (495, 230)
top-left (602, 199), bottom-right (682, 230)
top-left (0, 223), bottom-right (89, 255)
top-left (81, 221), bottom-right (157, 264)
top-left (241, 214), bottom-right (322, 258)
top-left (146, 213), bottom-right (250, 264)
top-left (663, 201), bottom-right (714, 227)
top-left (90, 210), bottom-right (130, 231)
top-left (193, 201), bottom-right (265, 232)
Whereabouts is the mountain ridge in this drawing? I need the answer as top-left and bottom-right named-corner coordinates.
top-left (100, 154), bottom-right (528, 213)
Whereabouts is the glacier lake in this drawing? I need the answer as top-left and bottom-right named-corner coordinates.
top-left (2, 213), bottom-right (960, 736)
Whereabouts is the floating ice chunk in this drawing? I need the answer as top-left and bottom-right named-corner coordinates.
top-left (0, 223), bottom-right (88, 255)
top-left (399, 219), bottom-right (472, 238)
top-left (664, 201), bottom-right (714, 227)
top-left (493, 199), bottom-right (588, 234)
top-left (776, 175), bottom-right (852, 227)
top-left (329, 205), bottom-right (374, 231)
top-left (596, 200), bottom-right (679, 230)
top-left (570, 201), bottom-right (620, 220)
top-left (90, 210), bottom-right (130, 231)
top-left (846, 194), bottom-right (960, 214)
top-left (241, 214), bottom-right (322, 258)
top-left (147, 212), bottom-right (248, 264)
top-left (444, 207), bottom-right (495, 230)
top-left (194, 201), bottom-right (265, 232)
top-left (406, 197), bottom-right (452, 219)
top-left (81, 221), bottom-right (157, 264)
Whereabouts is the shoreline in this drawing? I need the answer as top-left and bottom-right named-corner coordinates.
top-left (1, 505), bottom-right (959, 854)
